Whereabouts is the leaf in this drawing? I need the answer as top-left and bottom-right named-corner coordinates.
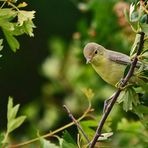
top-left (81, 88), bottom-right (94, 101)
top-left (17, 10), bottom-right (35, 26)
top-left (140, 23), bottom-right (148, 36)
top-left (97, 132), bottom-right (113, 141)
top-left (7, 97), bottom-right (20, 122)
top-left (2, 29), bottom-right (20, 52)
top-left (60, 131), bottom-right (77, 148)
top-left (17, 10), bottom-right (36, 36)
top-left (130, 33), bottom-right (140, 56)
top-left (0, 20), bottom-right (15, 31)
top-left (7, 97), bottom-right (26, 134)
top-left (122, 91), bottom-right (133, 112)
top-left (7, 116), bottom-right (26, 133)
top-left (117, 88), bottom-right (139, 112)
top-left (40, 138), bottom-right (59, 148)
top-left (0, 8), bottom-right (17, 21)
top-left (80, 120), bottom-right (97, 139)
top-left (133, 104), bottom-right (148, 119)
top-left (17, 2), bottom-right (28, 8)
top-left (23, 20), bottom-right (36, 37)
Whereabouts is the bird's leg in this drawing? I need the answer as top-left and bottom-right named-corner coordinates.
top-left (115, 79), bottom-right (133, 90)
top-left (103, 93), bottom-right (115, 113)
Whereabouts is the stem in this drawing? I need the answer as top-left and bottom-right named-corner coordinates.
top-left (89, 32), bottom-right (145, 148)
top-left (8, 105), bottom-right (92, 148)
top-left (63, 105), bottom-right (90, 143)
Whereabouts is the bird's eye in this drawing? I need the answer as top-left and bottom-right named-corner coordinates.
top-left (94, 50), bottom-right (98, 54)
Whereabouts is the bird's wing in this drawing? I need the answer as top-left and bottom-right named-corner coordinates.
top-left (107, 50), bottom-right (142, 68)
top-left (107, 50), bottom-right (131, 65)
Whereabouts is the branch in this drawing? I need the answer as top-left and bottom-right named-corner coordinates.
top-left (89, 32), bottom-right (145, 148)
top-left (63, 105), bottom-right (90, 143)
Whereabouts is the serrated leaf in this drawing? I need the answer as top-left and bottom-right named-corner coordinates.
top-left (17, 10), bottom-right (35, 26)
top-left (8, 104), bottom-right (20, 123)
top-left (40, 138), bottom-right (59, 148)
top-left (117, 91), bottom-right (126, 104)
top-left (7, 116), bottom-right (26, 133)
top-left (81, 88), bottom-right (94, 101)
top-left (3, 29), bottom-right (20, 52)
top-left (119, 88), bottom-right (140, 112)
top-left (23, 20), bottom-right (35, 37)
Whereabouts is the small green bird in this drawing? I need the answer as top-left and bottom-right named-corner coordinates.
top-left (83, 42), bottom-right (142, 86)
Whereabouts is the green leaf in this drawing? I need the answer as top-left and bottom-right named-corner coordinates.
top-left (23, 20), bottom-right (36, 37)
top-left (7, 97), bottom-right (26, 134)
top-left (17, 10), bottom-right (35, 26)
top-left (0, 8), bottom-right (17, 21)
top-left (8, 104), bottom-right (20, 123)
top-left (133, 104), bottom-right (148, 118)
top-left (122, 89), bottom-right (133, 112)
top-left (16, 10), bottom-right (36, 37)
top-left (40, 138), bottom-right (59, 148)
top-left (2, 29), bottom-right (20, 52)
top-left (97, 132), bottom-right (113, 141)
top-left (7, 97), bottom-right (20, 122)
top-left (17, 10), bottom-right (36, 36)
top-left (0, 20), bottom-right (15, 31)
top-left (117, 88), bottom-right (139, 112)
top-left (140, 14), bottom-right (147, 24)
top-left (130, 33), bottom-right (140, 56)
top-left (140, 23), bottom-right (148, 36)
top-left (7, 116), bottom-right (26, 133)
top-left (80, 120), bottom-right (97, 139)
top-left (60, 131), bottom-right (77, 148)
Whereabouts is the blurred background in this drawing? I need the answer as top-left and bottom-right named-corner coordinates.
top-left (1, 0), bottom-right (145, 147)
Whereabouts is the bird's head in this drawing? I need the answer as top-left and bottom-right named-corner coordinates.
top-left (83, 42), bottom-right (105, 64)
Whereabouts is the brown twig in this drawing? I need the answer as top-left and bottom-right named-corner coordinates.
top-left (63, 105), bottom-right (90, 143)
top-left (89, 32), bottom-right (145, 148)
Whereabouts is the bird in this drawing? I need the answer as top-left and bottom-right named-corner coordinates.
top-left (83, 42), bottom-right (145, 86)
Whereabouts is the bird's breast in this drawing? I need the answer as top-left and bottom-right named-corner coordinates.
top-left (91, 58), bottom-right (126, 86)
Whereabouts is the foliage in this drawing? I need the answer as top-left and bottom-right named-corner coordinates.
top-left (0, 0), bottom-right (148, 148)
top-left (0, 0), bottom-right (35, 52)
top-left (1, 97), bottom-right (26, 147)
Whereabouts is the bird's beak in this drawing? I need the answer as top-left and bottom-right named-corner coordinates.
top-left (86, 57), bottom-right (92, 64)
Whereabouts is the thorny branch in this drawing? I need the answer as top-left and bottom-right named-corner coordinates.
top-left (89, 32), bottom-right (145, 148)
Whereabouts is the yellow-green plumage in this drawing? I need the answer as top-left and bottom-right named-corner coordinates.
top-left (83, 42), bottom-right (134, 86)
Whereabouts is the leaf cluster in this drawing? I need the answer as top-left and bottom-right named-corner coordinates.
top-left (0, 0), bottom-right (35, 52)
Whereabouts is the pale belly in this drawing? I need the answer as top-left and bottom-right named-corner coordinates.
top-left (92, 62), bottom-right (126, 86)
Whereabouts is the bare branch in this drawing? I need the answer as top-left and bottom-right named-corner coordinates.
top-left (63, 105), bottom-right (90, 144)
